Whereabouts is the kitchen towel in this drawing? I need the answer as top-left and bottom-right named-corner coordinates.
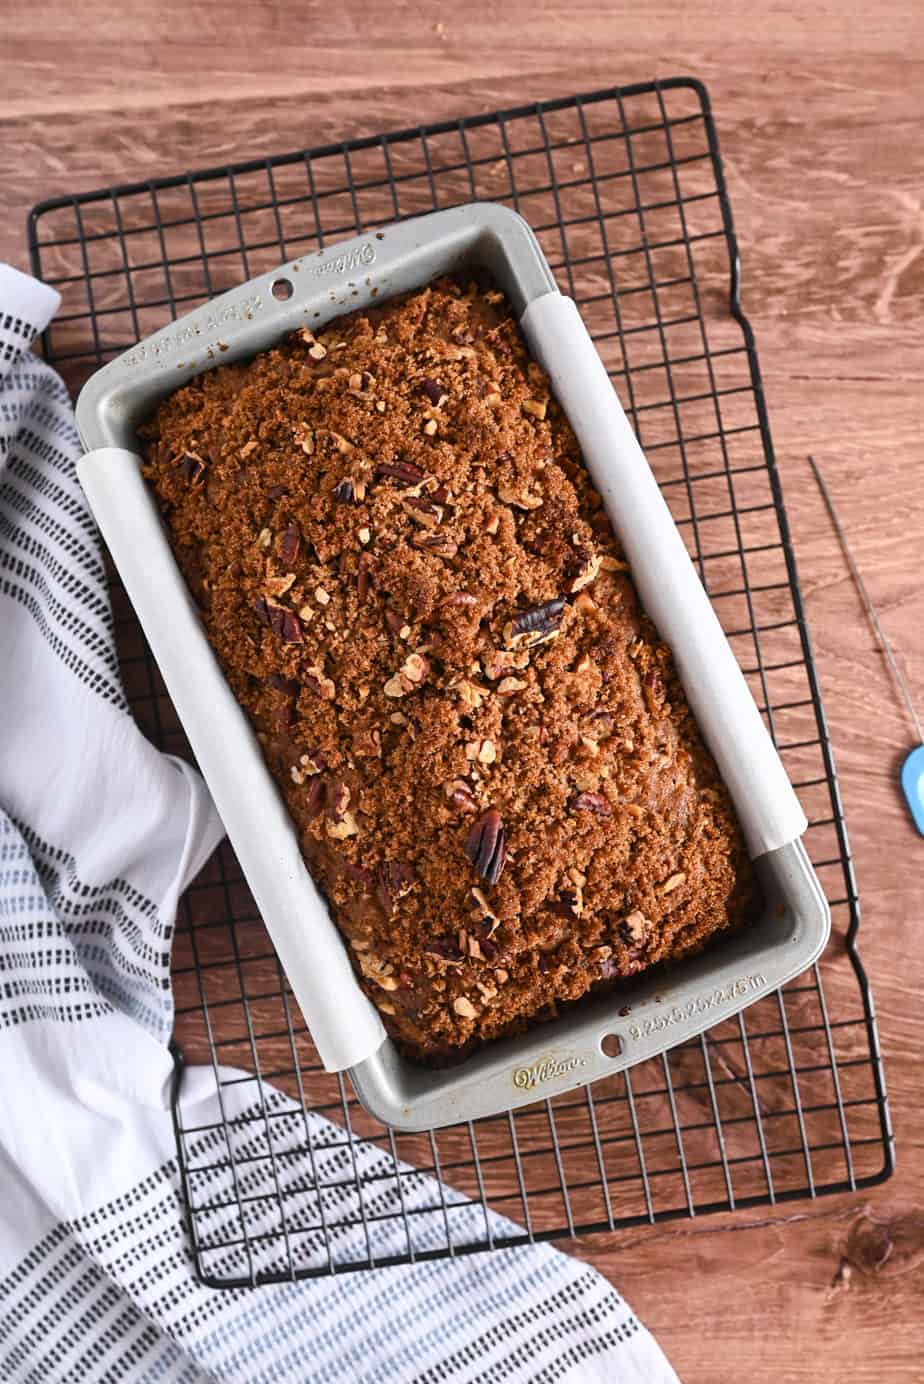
top-left (0, 262), bottom-right (679, 1384)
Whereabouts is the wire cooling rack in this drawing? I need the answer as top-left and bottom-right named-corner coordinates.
top-left (29, 76), bottom-right (893, 1288)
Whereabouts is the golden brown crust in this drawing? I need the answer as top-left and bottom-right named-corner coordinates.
top-left (141, 277), bottom-right (754, 1063)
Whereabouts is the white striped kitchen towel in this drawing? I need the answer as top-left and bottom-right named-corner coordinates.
top-left (0, 262), bottom-right (679, 1384)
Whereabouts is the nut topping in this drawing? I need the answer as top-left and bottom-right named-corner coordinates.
top-left (567, 552), bottom-right (602, 594)
top-left (441, 592), bottom-right (478, 609)
top-left (305, 776), bottom-right (327, 819)
top-left (142, 274), bottom-right (754, 1067)
top-left (377, 459), bottom-right (426, 486)
top-left (293, 425), bottom-right (314, 455)
top-left (401, 497), bottom-right (444, 528)
top-left (265, 573), bottom-right (296, 598)
top-left (464, 808), bottom-right (507, 885)
top-left (445, 779), bottom-right (478, 812)
top-left (424, 939), bottom-right (464, 965)
top-left (456, 678), bottom-right (488, 710)
top-left (620, 910), bottom-right (648, 943)
top-left (497, 480), bottom-right (543, 511)
top-left (357, 952), bottom-right (397, 989)
top-left (503, 598), bottom-right (566, 649)
top-left (376, 860), bottom-right (417, 915)
top-left (470, 887), bottom-right (499, 930)
top-left (384, 650), bottom-right (430, 699)
top-left (253, 596), bottom-right (303, 644)
top-left (482, 647), bottom-right (530, 680)
top-left (573, 791), bottom-right (611, 817)
top-left (267, 672), bottom-right (300, 698)
top-left (279, 523), bottom-right (301, 565)
top-left (304, 664), bottom-right (336, 699)
top-left (327, 810), bottom-right (360, 840)
top-left (465, 738), bottom-right (497, 765)
top-left (177, 450), bottom-right (206, 485)
top-left (412, 532), bottom-right (458, 558)
top-left (327, 780), bottom-right (351, 821)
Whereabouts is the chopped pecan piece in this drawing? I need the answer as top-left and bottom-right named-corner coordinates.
top-left (445, 779), bottom-right (478, 812)
top-left (267, 672), bottom-right (300, 699)
top-left (293, 424), bottom-right (314, 455)
top-left (327, 780), bottom-right (351, 821)
top-left (327, 810), bottom-right (360, 840)
top-left (470, 887), bottom-right (499, 928)
top-left (465, 738), bottom-right (496, 765)
top-left (456, 678), bottom-right (488, 710)
top-left (424, 938), bottom-right (464, 964)
top-left (279, 523), bottom-right (301, 566)
top-left (253, 596), bottom-right (303, 644)
top-left (419, 377), bottom-right (443, 405)
top-left (305, 776), bottom-right (327, 818)
top-left (549, 898), bottom-right (578, 921)
top-left (357, 553), bottom-right (371, 601)
top-left (566, 551), bottom-right (602, 594)
top-left (402, 497), bottom-right (444, 528)
top-left (265, 573), bottom-right (296, 598)
top-left (357, 952), bottom-right (397, 989)
top-left (464, 808), bottom-right (507, 885)
top-left (482, 647), bottom-right (530, 680)
top-left (335, 478), bottom-right (355, 503)
top-left (342, 860), bottom-right (374, 890)
top-left (441, 592), bottom-right (478, 610)
top-left (452, 996), bottom-right (478, 1019)
top-left (497, 480), bottom-right (543, 511)
top-left (304, 665), bottom-right (335, 699)
top-left (412, 532), bottom-right (458, 558)
top-left (619, 910), bottom-right (648, 943)
top-left (503, 598), bottom-right (566, 649)
top-left (376, 860), bottom-right (417, 915)
top-left (177, 450), bottom-right (206, 485)
top-left (384, 651), bottom-right (430, 698)
top-left (377, 459), bottom-right (426, 485)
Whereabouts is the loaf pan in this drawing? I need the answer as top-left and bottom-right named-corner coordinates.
top-left (75, 203), bottom-right (829, 1131)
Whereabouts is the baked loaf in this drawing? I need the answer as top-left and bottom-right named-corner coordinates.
top-left (141, 276), bottom-right (754, 1062)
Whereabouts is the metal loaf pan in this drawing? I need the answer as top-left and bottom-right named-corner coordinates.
top-left (76, 203), bottom-right (829, 1131)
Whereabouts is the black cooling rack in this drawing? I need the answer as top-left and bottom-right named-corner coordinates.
top-left (29, 76), bottom-right (893, 1288)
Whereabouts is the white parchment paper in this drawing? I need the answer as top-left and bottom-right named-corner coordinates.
top-left (78, 449), bottom-right (387, 1072)
top-left (521, 292), bottom-right (807, 857)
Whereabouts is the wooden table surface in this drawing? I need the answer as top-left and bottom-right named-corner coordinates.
top-left (3, 4), bottom-right (923, 1380)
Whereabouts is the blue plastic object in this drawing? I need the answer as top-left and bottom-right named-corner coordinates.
top-left (901, 744), bottom-right (924, 836)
